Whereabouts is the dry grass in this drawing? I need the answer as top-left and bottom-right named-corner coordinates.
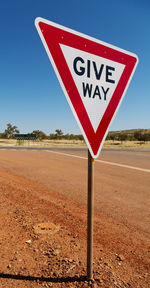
top-left (0, 139), bottom-right (86, 148)
top-left (104, 140), bottom-right (150, 149)
top-left (0, 139), bottom-right (150, 149)
top-left (0, 139), bottom-right (16, 146)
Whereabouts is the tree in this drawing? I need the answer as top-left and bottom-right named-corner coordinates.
top-left (55, 129), bottom-right (63, 139)
top-left (4, 123), bottom-right (19, 139)
top-left (32, 130), bottom-right (46, 140)
top-left (49, 133), bottom-right (57, 140)
top-left (134, 131), bottom-right (145, 142)
top-left (141, 133), bottom-right (150, 142)
top-left (0, 133), bottom-right (5, 139)
top-left (107, 133), bottom-right (116, 141)
top-left (118, 133), bottom-right (128, 143)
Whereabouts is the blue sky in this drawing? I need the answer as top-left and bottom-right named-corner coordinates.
top-left (0, 0), bottom-right (149, 135)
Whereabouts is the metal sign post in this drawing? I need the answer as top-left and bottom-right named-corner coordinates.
top-left (87, 149), bottom-right (95, 280)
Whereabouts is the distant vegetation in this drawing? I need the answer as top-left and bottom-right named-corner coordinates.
top-left (106, 129), bottom-right (150, 142)
top-left (0, 124), bottom-right (84, 141)
top-left (0, 123), bottom-right (150, 143)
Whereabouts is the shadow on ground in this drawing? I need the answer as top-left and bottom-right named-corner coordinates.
top-left (0, 273), bottom-right (87, 284)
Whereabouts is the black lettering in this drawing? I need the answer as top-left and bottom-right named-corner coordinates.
top-left (101, 87), bottom-right (109, 100)
top-left (87, 60), bottom-right (90, 78)
top-left (73, 57), bottom-right (85, 76)
top-left (93, 62), bottom-right (104, 80)
top-left (82, 82), bottom-right (93, 97)
top-left (106, 66), bottom-right (115, 83)
top-left (93, 85), bottom-right (101, 99)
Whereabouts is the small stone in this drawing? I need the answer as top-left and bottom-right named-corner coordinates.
top-left (13, 255), bottom-right (17, 260)
top-left (138, 276), bottom-right (143, 279)
top-left (53, 271), bottom-right (59, 277)
top-left (45, 251), bottom-right (51, 256)
top-left (68, 258), bottom-right (73, 263)
top-left (26, 240), bottom-right (31, 244)
top-left (18, 258), bottom-right (22, 262)
top-left (119, 254), bottom-right (125, 261)
top-left (7, 264), bottom-right (12, 269)
top-left (33, 235), bottom-right (39, 240)
top-left (116, 254), bottom-right (125, 261)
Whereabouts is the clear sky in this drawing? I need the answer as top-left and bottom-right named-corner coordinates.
top-left (0, 0), bottom-right (149, 135)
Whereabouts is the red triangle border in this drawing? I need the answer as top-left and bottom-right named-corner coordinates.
top-left (35, 18), bottom-right (138, 158)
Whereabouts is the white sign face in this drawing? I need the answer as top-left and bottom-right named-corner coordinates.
top-left (60, 44), bottom-right (125, 132)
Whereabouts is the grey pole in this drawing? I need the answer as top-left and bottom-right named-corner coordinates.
top-left (87, 149), bottom-right (94, 280)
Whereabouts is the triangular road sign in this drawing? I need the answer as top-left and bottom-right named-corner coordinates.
top-left (35, 17), bottom-right (138, 158)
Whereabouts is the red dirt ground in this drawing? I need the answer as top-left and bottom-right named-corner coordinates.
top-left (0, 149), bottom-right (149, 287)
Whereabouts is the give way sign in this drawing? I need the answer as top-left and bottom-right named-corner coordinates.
top-left (35, 17), bottom-right (138, 159)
